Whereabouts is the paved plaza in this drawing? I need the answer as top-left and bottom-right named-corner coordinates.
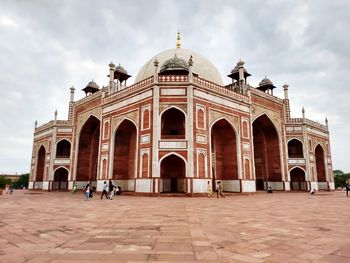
top-left (0, 191), bottom-right (350, 263)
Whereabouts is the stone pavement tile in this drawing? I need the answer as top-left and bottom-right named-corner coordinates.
top-left (264, 252), bottom-right (293, 262)
top-left (73, 242), bottom-right (115, 250)
top-left (149, 253), bottom-right (195, 261)
top-left (1, 191), bottom-right (350, 262)
top-left (0, 254), bottom-right (26, 263)
top-left (194, 250), bottom-right (219, 261)
top-left (229, 252), bottom-right (264, 263)
top-left (320, 254), bottom-right (350, 263)
top-left (335, 245), bottom-right (350, 258)
top-left (154, 242), bottom-right (194, 252)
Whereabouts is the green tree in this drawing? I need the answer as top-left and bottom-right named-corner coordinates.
top-left (0, 176), bottom-right (11, 189)
top-left (14, 173), bottom-right (29, 188)
top-left (334, 170), bottom-right (350, 188)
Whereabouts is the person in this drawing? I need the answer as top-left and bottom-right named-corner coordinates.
top-left (115, 186), bottom-right (122, 196)
top-left (310, 189), bottom-right (316, 195)
top-left (108, 179), bottom-right (116, 200)
top-left (207, 181), bottom-right (213, 198)
top-left (90, 185), bottom-right (96, 198)
top-left (216, 181), bottom-right (225, 198)
top-left (9, 183), bottom-right (14, 194)
top-left (101, 181), bottom-right (108, 199)
top-left (346, 184), bottom-right (349, 197)
top-left (84, 182), bottom-right (90, 201)
top-left (267, 186), bottom-right (273, 193)
top-left (72, 183), bottom-right (77, 194)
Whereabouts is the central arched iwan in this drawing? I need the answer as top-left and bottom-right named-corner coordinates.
top-left (211, 119), bottom-right (238, 180)
top-left (113, 119), bottom-right (137, 180)
top-left (253, 114), bottom-right (282, 190)
top-left (76, 116), bottom-right (100, 181)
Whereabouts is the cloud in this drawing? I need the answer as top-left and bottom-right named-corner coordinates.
top-left (0, 0), bottom-right (349, 173)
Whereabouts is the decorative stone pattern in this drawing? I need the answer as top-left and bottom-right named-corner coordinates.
top-left (77, 107), bottom-right (102, 135)
top-left (111, 110), bottom-right (139, 133)
top-left (209, 109), bottom-right (239, 131)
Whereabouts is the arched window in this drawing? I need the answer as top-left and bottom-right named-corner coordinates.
top-left (198, 153), bottom-right (205, 178)
top-left (56, 139), bottom-right (71, 158)
top-left (143, 109), bottom-right (150, 130)
top-left (245, 159), bottom-right (251, 180)
top-left (142, 153), bottom-right (149, 178)
top-left (288, 139), bottom-right (303, 158)
top-left (103, 121), bottom-right (110, 139)
top-left (102, 159), bottom-right (107, 179)
top-left (161, 108), bottom-right (185, 139)
top-left (243, 121), bottom-right (248, 138)
top-left (197, 109), bottom-right (204, 129)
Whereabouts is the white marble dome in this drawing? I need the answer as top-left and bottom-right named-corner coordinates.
top-left (135, 48), bottom-right (223, 85)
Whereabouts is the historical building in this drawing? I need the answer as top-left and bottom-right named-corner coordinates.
top-left (29, 34), bottom-right (334, 194)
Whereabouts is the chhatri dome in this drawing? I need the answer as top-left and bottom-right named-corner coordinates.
top-left (135, 33), bottom-right (224, 85)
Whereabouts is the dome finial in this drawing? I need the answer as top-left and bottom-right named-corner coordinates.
top-left (176, 31), bottom-right (181, 49)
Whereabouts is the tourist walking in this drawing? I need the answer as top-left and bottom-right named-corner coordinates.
top-left (207, 181), bottom-right (213, 198)
top-left (101, 181), bottom-right (108, 199)
top-left (346, 184), bottom-right (349, 197)
top-left (216, 181), bottom-right (225, 198)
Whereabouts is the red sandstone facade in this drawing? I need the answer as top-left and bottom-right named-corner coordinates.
top-left (29, 44), bottom-right (334, 194)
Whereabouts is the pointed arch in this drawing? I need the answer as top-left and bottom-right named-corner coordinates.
top-left (210, 117), bottom-right (239, 181)
top-left (76, 115), bottom-right (100, 181)
top-left (289, 166), bottom-right (307, 191)
top-left (315, 144), bottom-right (326, 182)
top-left (35, 145), bottom-right (46, 182)
top-left (252, 113), bottom-right (282, 190)
top-left (56, 139), bottom-right (71, 158)
top-left (112, 118), bottom-right (138, 181)
top-left (160, 153), bottom-right (186, 193)
top-left (52, 167), bottom-right (69, 190)
top-left (287, 138), bottom-right (304, 158)
top-left (160, 107), bottom-right (186, 139)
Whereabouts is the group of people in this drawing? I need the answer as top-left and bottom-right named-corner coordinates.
top-left (100, 179), bottom-right (121, 200)
top-left (79, 179), bottom-right (121, 201)
top-left (4, 184), bottom-right (14, 194)
top-left (207, 180), bottom-right (225, 198)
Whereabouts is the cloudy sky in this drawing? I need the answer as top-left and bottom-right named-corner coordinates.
top-left (0, 0), bottom-right (349, 174)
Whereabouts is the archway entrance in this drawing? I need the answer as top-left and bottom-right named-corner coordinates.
top-left (211, 119), bottom-right (238, 191)
top-left (253, 115), bottom-right (282, 190)
top-left (76, 116), bottom-right (100, 182)
top-left (113, 120), bottom-right (137, 185)
top-left (36, 146), bottom-right (45, 182)
top-left (315, 144), bottom-right (327, 189)
top-left (290, 167), bottom-right (306, 191)
top-left (52, 168), bottom-right (68, 190)
top-left (160, 154), bottom-right (186, 193)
